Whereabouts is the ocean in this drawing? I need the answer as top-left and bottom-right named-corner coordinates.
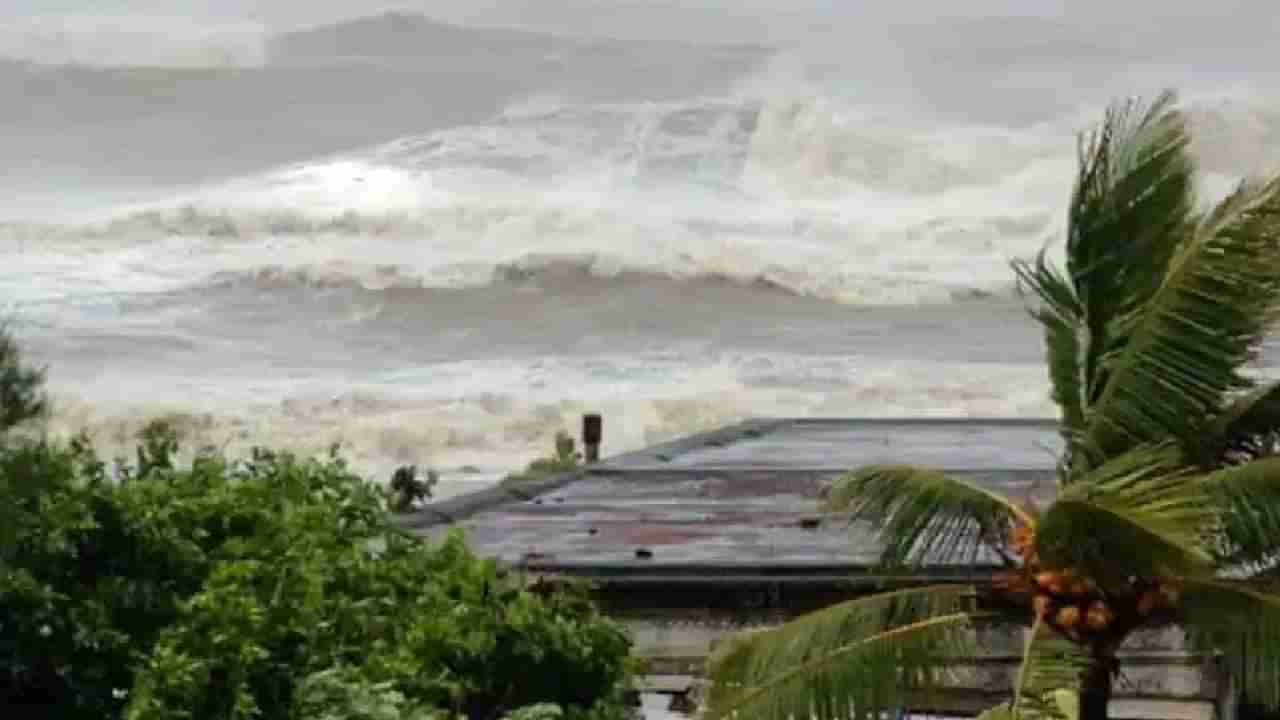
top-left (4, 10), bottom-right (1280, 497)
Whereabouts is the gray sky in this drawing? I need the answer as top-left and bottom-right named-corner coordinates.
top-left (2, 0), bottom-right (1277, 120)
top-left (2, 0), bottom-right (1279, 196)
top-left (6, 2), bottom-right (1278, 74)
top-left (4, 1), bottom-right (1277, 73)
top-left (1, 1), bottom-right (1275, 40)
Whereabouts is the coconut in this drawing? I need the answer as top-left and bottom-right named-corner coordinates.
top-left (1036, 571), bottom-right (1068, 595)
top-left (1055, 605), bottom-right (1081, 629)
top-left (1085, 601), bottom-right (1113, 631)
top-left (1039, 568), bottom-right (1070, 591)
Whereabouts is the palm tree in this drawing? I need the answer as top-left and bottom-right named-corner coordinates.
top-left (706, 92), bottom-right (1280, 720)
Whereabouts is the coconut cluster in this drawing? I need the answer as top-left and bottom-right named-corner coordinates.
top-left (1002, 520), bottom-right (1180, 640)
top-left (1031, 570), bottom-right (1112, 636)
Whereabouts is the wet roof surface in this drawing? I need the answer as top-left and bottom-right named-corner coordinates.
top-left (657, 419), bottom-right (1061, 470)
top-left (417, 419), bottom-right (1061, 569)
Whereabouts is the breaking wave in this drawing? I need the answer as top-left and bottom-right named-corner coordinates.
top-left (8, 54), bottom-right (1280, 486)
top-left (43, 351), bottom-right (1055, 497)
top-left (7, 89), bottom-right (1280, 310)
top-left (1, 94), bottom-right (1076, 306)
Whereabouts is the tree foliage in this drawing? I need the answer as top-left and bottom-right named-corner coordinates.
top-left (0, 323), bottom-right (46, 433)
top-left (0, 420), bottom-right (633, 719)
top-left (708, 91), bottom-right (1280, 720)
top-left (502, 431), bottom-right (582, 486)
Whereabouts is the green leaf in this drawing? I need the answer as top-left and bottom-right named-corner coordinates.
top-left (978, 691), bottom-right (1080, 720)
top-left (705, 585), bottom-right (981, 720)
top-left (1036, 446), bottom-right (1214, 581)
top-left (827, 465), bottom-right (1032, 567)
top-left (1013, 249), bottom-right (1086, 451)
top-left (973, 620), bottom-right (1088, 720)
top-left (1200, 457), bottom-right (1280, 570)
top-left (1202, 381), bottom-right (1280, 462)
top-left (501, 704), bottom-right (564, 720)
top-left (1066, 92), bottom-right (1196, 419)
top-left (1009, 618), bottom-right (1089, 720)
top-left (1077, 175), bottom-right (1280, 469)
top-left (1181, 578), bottom-right (1280, 710)
top-left (0, 322), bottom-right (48, 433)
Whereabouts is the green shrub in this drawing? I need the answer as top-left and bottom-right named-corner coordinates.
top-left (291, 666), bottom-right (448, 720)
top-left (0, 323), bottom-right (46, 433)
top-left (0, 426), bottom-right (634, 719)
top-left (388, 464), bottom-right (439, 512)
top-left (503, 431), bottom-right (582, 486)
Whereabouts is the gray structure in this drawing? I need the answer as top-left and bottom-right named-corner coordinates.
top-left (403, 418), bottom-right (1228, 720)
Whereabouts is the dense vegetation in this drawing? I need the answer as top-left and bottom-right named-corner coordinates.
top-left (0, 328), bottom-right (634, 719)
top-left (708, 92), bottom-right (1280, 720)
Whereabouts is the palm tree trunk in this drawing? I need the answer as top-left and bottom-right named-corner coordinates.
top-left (1079, 652), bottom-right (1115, 720)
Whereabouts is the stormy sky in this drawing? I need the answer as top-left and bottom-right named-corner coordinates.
top-left (2, 1), bottom-right (1277, 46)
top-left (1, 1), bottom-right (1277, 124)
top-left (1, 1), bottom-right (1279, 212)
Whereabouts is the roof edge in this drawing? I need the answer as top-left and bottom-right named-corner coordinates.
top-left (396, 416), bottom-right (1063, 530)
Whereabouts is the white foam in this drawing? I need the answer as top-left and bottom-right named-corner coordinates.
top-left (12, 88), bottom-right (1280, 490)
top-left (43, 350), bottom-right (1054, 496)
top-left (9, 90), bottom-right (1280, 312)
top-left (0, 95), bottom-right (1075, 307)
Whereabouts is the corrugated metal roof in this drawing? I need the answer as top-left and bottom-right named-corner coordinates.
top-left (412, 418), bottom-right (1061, 570)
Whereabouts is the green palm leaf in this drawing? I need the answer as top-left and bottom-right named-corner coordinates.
top-left (705, 585), bottom-right (981, 720)
top-left (1010, 618), bottom-right (1091, 720)
top-left (1201, 381), bottom-right (1280, 463)
top-left (1065, 91), bottom-right (1196, 419)
top-left (977, 617), bottom-right (1090, 720)
top-left (1036, 446), bottom-right (1213, 581)
top-left (1201, 457), bottom-right (1280, 570)
top-left (1181, 578), bottom-right (1280, 711)
top-left (1076, 175), bottom-right (1280, 469)
top-left (826, 465), bottom-right (1033, 567)
top-left (1013, 249), bottom-right (1086, 458)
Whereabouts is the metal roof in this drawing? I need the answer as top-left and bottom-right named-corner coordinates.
top-left (407, 418), bottom-right (1062, 573)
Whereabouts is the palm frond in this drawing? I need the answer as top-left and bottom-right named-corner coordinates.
top-left (977, 694), bottom-right (1079, 720)
top-left (953, 619), bottom-right (1091, 720)
top-left (1011, 617), bottom-right (1090, 720)
top-left (1035, 446), bottom-right (1213, 582)
top-left (1180, 578), bottom-right (1280, 711)
top-left (1013, 249), bottom-right (1086, 455)
top-left (1066, 91), bottom-right (1196, 419)
top-left (1076, 175), bottom-right (1280, 469)
top-left (1202, 381), bottom-right (1280, 463)
top-left (1200, 457), bottom-right (1280, 570)
top-left (826, 465), bottom-right (1033, 567)
top-left (705, 585), bottom-right (981, 720)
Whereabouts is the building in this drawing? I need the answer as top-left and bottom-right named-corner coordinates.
top-left (403, 418), bottom-right (1227, 720)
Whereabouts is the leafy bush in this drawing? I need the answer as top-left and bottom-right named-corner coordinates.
top-left (503, 431), bottom-right (582, 486)
top-left (291, 667), bottom-right (447, 720)
top-left (388, 464), bottom-right (439, 512)
top-left (0, 323), bottom-right (46, 432)
top-left (0, 423), bottom-right (634, 719)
